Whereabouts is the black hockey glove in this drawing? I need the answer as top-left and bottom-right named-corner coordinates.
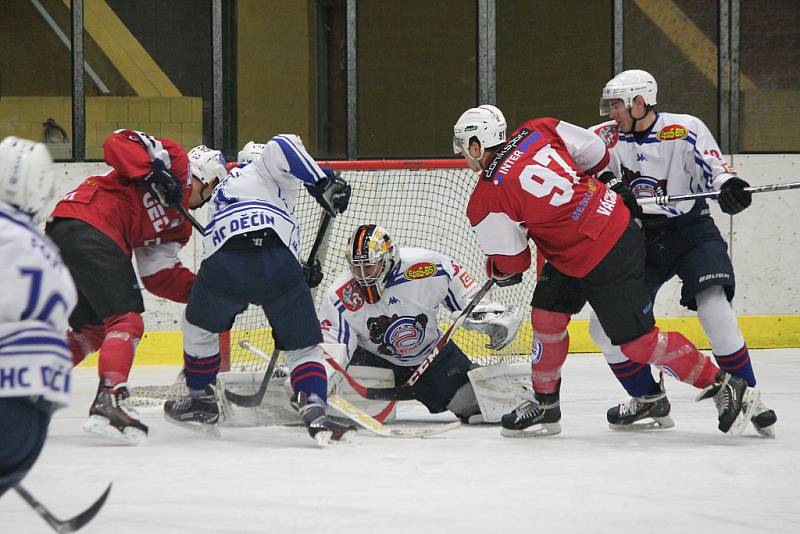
top-left (485, 258), bottom-right (523, 287)
top-left (718, 177), bottom-right (752, 215)
top-left (302, 258), bottom-right (324, 288)
top-left (600, 172), bottom-right (643, 219)
top-left (305, 170), bottom-right (351, 217)
top-left (145, 158), bottom-right (184, 207)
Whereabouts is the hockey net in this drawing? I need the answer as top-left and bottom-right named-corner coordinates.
top-left (129, 159), bottom-right (538, 406)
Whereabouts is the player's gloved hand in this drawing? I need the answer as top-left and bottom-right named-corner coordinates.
top-left (302, 258), bottom-right (324, 288)
top-left (305, 170), bottom-right (351, 216)
top-left (601, 172), bottom-right (643, 219)
top-left (485, 258), bottom-right (523, 287)
top-left (145, 158), bottom-right (184, 207)
top-left (718, 177), bottom-right (752, 215)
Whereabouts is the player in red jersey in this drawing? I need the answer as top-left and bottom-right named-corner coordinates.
top-left (453, 105), bottom-right (759, 437)
top-left (46, 131), bottom-right (220, 444)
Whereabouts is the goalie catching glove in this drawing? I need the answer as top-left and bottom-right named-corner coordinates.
top-left (463, 302), bottom-right (524, 350)
top-left (305, 169), bottom-right (351, 217)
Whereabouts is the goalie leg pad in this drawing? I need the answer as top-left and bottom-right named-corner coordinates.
top-left (468, 363), bottom-right (535, 423)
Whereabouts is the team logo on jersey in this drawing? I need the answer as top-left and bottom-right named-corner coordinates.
top-left (404, 262), bottom-right (437, 280)
top-left (656, 124), bottom-right (688, 141)
top-left (336, 280), bottom-right (365, 312)
top-left (594, 124), bottom-right (619, 148)
top-left (620, 166), bottom-right (667, 200)
top-left (367, 313), bottom-right (428, 358)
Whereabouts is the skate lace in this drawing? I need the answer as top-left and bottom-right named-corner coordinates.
top-left (712, 383), bottom-right (731, 416)
top-left (514, 400), bottom-right (543, 421)
top-left (618, 396), bottom-right (644, 416)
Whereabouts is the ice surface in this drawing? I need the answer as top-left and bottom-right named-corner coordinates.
top-left (2, 350), bottom-right (798, 533)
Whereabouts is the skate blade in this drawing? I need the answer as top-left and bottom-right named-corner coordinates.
top-left (727, 388), bottom-right (761, 436)
top-left (608, 415), bottom-right (675, 431)
top-left (83, 415), bottom-right (147, 445)
top-left (331, 429), bottom-right (358, 445)
top-left (163, 414), bottom-right (222, 438)
top-left (501, 422), bottom-right (561, 438)
top-left (312, 430), bottom-right (333, 447)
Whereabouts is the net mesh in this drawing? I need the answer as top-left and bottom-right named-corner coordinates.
top-left (226, 161), bottom-right (535, 371)
top-left (129, 160), bottom-right (536, 406)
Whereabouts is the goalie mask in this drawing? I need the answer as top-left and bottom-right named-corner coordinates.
top-left (346, 224), bottom-right (398, 304)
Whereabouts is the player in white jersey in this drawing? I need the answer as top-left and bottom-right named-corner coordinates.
top-left (164, 134), bottom-right (356, 445)
top-left (318, 224), bottom-right (523, 422)
top-left (0, 137), bottom-right (77, 496)
top-left (590, 69), bottom-right (775, 437)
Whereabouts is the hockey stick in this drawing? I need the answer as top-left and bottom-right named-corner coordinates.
top-left (327, 394), bottom-right (461, 438)
top-left (223, 213), bottom-right (333, 407)
top-left (15, 483), bottom-right (112, 533)
top-left (328, 278), bottom-right (496, 405)
top-left (175, 203), bottom-right (206, 233)
top-left (636, 181), bottom-right (800, 206)
top-left (224, 341), bottom-right (280, 407)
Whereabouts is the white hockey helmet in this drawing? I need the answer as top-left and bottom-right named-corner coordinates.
top-left (0, 136), bottom-right (55, 223)
top-left (188, 145), bottom-right (227, 185)
top-left (346, 224), bottom-right (399, 304)
top-left (237, 141), bottom-right (266, 164)
top-left (599, 69), bottom-right (658, 116)
top-left (452, 104), bottom-right (507, 155)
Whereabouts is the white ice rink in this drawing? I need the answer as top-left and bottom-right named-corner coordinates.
top-left (2, 349), bottom-right (798, 534)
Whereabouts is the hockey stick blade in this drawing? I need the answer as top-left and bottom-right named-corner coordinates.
top-left (327, 395), bottom-right (461, 439)
top-left (223, 341), bottom-right (280, 407)
top-left (15, 483), bottom-right (112, 533)
top-left (636, 180), bottom-right (800, 206)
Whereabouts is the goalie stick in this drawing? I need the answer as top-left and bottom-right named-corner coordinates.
top-left (327, 279), bottom-right (496, 408)
top-left (636, 180), bottom-right (800, 206)
top-left (15, 483), bottom-right (112, 533)
top-left (327, 395), bottom-right (461, 439)
top-left (223, 213), bottom-right (333, 407)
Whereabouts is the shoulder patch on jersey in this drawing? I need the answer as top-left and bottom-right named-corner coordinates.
top-left (594, 123), bottom-right (619, 149)
top-left (335, 279), bottom-right (365, 312)
top-left (656, 124), bottom-right (689, 141)
top-left (404, 262), bottom-right (437, 280)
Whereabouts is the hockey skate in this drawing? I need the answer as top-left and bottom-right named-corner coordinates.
top-left (83, 382), bottom-right (148, 445)
top-left (294, 392), bottom-right (357, 446)
top-left (607, 375), bottom-right (675, 431)
top-left (163, 386), bottom-right (221, 438)
top-left (749, 398), bottom-right (777, 438)
top-left (500, 390), bottom-right (561, 437)
top-left (696, 371), bottom-right (760, 435)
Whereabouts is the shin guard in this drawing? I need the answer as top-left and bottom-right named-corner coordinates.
top-left (621, 328), bottom-right (718, 389)
top-left (98, 312), bottom-right (144, 385)
top-left (530, 308), bottom-right (571, 394)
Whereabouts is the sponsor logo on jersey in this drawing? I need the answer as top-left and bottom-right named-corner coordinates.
top-left (459, 271), bottom-right (476, 288)
top-left (571, 191), bottom-right (594, 221)
top-left (143, 191), bottom-right (170, 232)
top-left (594, 124), bottom-right (618, 148)
top-left (388, 296), bottom-right (400, 305)
top-left (656, 124), bottom-right (688, 141)
top-left (336, 280), bottom-right (365, 312)
top-left (450, 260), bottom-right (462, 275)
top-left (320, 319), bottom-right (332, 331)
top-left (636, 153), bottom-right (647, 161)
top-left (483, 128), bottom-right (541, 182)
top-left (404, 262), bottom-right (437, 280)
top-left (367, 313), bottom-right (428, 358)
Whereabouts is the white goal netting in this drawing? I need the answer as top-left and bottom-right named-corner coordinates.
top-left (129, 160), bottom-right (537, 406)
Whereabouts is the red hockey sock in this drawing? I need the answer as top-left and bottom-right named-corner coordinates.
top-left (530, 308), bottom-right (571, 394)
top-left (68, 324), bottom-right (105, 366)
top-left (621, 327), bottom-right (718, 389)
top-left (97, 312), bottom-right (144, 385)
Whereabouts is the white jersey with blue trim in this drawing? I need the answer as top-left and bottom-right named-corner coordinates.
top-left (204, 134), bottom-right (327, 259)
top-left (319, 247), bottom-right (481, 367)
top-left (0, 202), bottom-right (77, 406)
top-left (591, 112), bottom-right (737, 218)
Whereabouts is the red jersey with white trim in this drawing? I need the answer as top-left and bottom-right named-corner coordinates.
top-left (51, 130), bottom-right (193, 256)
top-left (466, 118), bottom-right (630, 278)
